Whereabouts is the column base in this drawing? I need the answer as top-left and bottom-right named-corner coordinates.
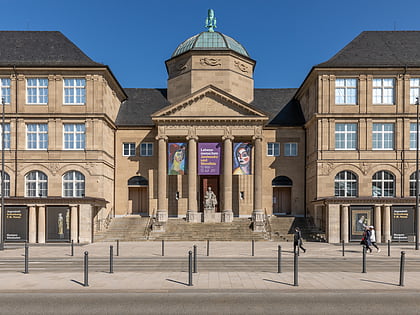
top-left (187, 210), bottom-right (202, 223)
top-left (222, 210), bottom-right (234, 223)
top-left (203, 210), bottom-right (221, 223)
top-left (252, 209), bottom-right (265, 232)
top-left (156, 209), bottom-right (168, 223)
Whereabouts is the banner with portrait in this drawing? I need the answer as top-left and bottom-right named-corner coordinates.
top-left (198, 143), bottom-right (221, 175)
top-left (350, 206), bottom-right (373, 241)
top-left (233, 143), bottom-right (252, 175)
top-left (168, 143), bottom-right (187, 175)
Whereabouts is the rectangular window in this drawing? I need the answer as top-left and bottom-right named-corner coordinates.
top-left (27, 78), bottom-right (48, 104)
top-left (335, 123), bottom-right (357, 150)
top-left (123, 142), bottom-right (136, 156)
top-left (0, 123), bottom-right (10, 150)
top-left (27, 124), bottom-right (48, 150)
top-left (372, 123), bottom-right (394, 150)
top-left (335, 78), bottom-right (357, 104)
top-left (284, 143), bottom-right (298, 156)
top-left (267, 142), bottom-right (280, 156)
top-left (63, 124), bottom-right (85, 150)
top-left (410, 123), bottom-right (420, 149)
top-left (0, 78), bottom-right (11, 104)
top-left (140, 142), bottom-right (153, 156)
top-left (64, 78), bottom-right (86, 104)
top-left (373, 78), bottom-right (394, 104)
top-left (410, 78), bottom-right (420, 104)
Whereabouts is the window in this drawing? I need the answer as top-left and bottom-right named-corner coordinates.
top-left (267, 142), bottom-right (280, 156)
top-left (63, 124), bottom-right (85, 150)
top-left (0, 79), bottom-right (10, 104)
top-left (410, 172), bottom-right (419, 197)
top-left (372, 78), bottom-right (394, 104)
top-left (335, 78), bottom-right (357, 104)
top-left (123, 143), bottom-right (136, 156)
top-left (27, 78), bottom-right (48, 104)
top-left (63, 171), bottom-right (85, 197)
top-left (372, 123), bottom-right (394, 150)
top-left (64, 78), bottom-right (86, 104)
top-left (25, 171), bottom-right (47, 197)
top-left (410, 78), bottom-right (420, 104)
top-left (335, 123), bottom-right (357, 150)
top-left (410, 123), bottom-right (420, 150)
top-left (0, 123), bottom-right (10, 150)
top-left (284, 143), bottom-right (298, 156)
top-left (372, 171), bottom-right (394, 197)
top-left (26, 124), bottom-right (48, 149)
top-left (334, 171), bottom-right (357, 197)
top-left (0, 172), bottom-right (10, 197)
top-left (140, 142), bottom-right (153, 156)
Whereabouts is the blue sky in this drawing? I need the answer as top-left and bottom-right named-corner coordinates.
top-left (3, 0), bottom-right (420, 89)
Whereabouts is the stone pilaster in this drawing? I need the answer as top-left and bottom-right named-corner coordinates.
top-left (374, 204), bottom-right (382, 243)
top-left (28, 205), bottom-right (36, 243)
top-left (383, 204), bottom-right (392, 242)
top-left (186, 135), bottom-right (201, 223)
top-left (70, 205), bottom-right (78, 243)
top-left (222, 134), bottom-right (234, 222)
top-left (341, 204), bottom-right (349, 243)
top-left (155, 134), bottom-right (168, 230)
top-left (252, 135), bottom-right (264, 231)
top-left (37, 205), bottom-right (45, 243)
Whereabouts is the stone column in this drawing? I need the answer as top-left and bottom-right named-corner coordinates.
top-left (341, 204), bottom-right (350, 243)
top-left (28, 205), bottom-right (36, 243)
top-left (155, 135), bottom-right (168, 230)
top-left (186, 136), bottom-right (200, 222)
top-left (70, 205), bottom-right (78, 243)
top-left (383, 204), bottom-right (392, 242)
top-left (222, 135), bottom-right (234, 222)
top-left (252, 135), bottom-right (264, 231)
top-left (374, 204), bottom-right (382, 243)
top-left (37, 205), bottom-right (45, 243)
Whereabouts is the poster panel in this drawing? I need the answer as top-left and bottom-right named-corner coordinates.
top-left (350, 206), bottom-right (373, 241)
top-left (233, 142), bottom-right (252, 175)
top-left (391, 206), bottom-right (415, 241)
top-left (168, 143), bottom-right (187, 175)
top-left (198, 143), bottom-right (221, 175)
top-left (4, 206), bottom-right (28, 242)
top-left (46, 206), bottom-right (70, 242)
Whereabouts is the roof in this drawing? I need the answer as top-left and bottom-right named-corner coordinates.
top-left (116, 88), bottom-right (304, 127)
top-left (317, 31), bottom-right (420, 68)
top-left (171, 31), bottom-right (249, 58)
top-left (0, 31), bottom-right (103, 67)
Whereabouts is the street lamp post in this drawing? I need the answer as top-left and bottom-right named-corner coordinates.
top-left (0, 97), bottom-right (5, 251)
top-left (416, 97), bottom-right (420, 250)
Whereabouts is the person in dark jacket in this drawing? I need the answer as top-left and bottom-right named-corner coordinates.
top-left (294, 227), bottom-right (306, 253)
top-left (361, 227), bottom-right (373, 253)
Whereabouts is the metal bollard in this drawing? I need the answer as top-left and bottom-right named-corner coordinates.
top-left (116, 240), bottom-right (120, 257)
top-left (162, 240), bottom-right (165, 257)
top-left (207, 240), bottom-right (210, 257)
top-left (188, 250), bottom-right (193, 286)
top-left (193, 245), bottom-right (197, 273)
top-left (110, 245), bottom-right (114, 274)
top-left (71, 239), bottom-right (74, 257)
top-left (252, 240), bottom-right (255, 257)
top-left (84, 251), bottom-right (89, 287)
top-left (399, 251), bottom-right (406, 286)
top-left (293, 250), bottom-right (298, 286)
top-left (342, 240), bottom-right (345, 256)
top-left (24, 242), bottom-right (29, 274)
top-left (362, 245), bottom-right (367, 273)
top-left (277, 245), bottom-right (282, 273)
top-left (388, 240), bottom-right (391, 257)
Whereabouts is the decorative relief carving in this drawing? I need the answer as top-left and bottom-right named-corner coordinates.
top-left (234, 60), bottom-right (249, 73)
top-left (222, 126), bottom-right (234, 141)
top-left (174, 61), bottom-right (187, 73)
top-left (200, 58), bottom-right (221, 67)
top-left (319, 162), bottom-right (334, 176)
top-left (49, 163), bottom-right (61, 176)
top-left (359, 162), bottom-right (371, 175)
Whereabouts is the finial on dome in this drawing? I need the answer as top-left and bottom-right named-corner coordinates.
top-left (205, 9), bottom-right (217, 32)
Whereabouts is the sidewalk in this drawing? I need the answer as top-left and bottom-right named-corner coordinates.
top-left (0, 241), bottom-right (419, 292)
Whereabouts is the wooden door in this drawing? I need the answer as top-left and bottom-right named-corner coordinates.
top-left (129, 187), bottom-right (148, 215)
top-left (273, 187), bottom-right (291, 214)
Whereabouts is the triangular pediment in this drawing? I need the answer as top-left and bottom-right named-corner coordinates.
top-left (152, 85), bottom-right (268, 121)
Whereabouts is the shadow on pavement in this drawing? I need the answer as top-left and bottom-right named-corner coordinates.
top-left (360, 279), bottom-right (399, 287)
top-left (263, 278), bottom-right (294, 287)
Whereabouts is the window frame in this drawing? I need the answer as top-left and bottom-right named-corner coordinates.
top-left (410, 78), bottom-right (420, 104)
top-left (284, 143), bottom-right (298, 156)
top-left (267, 142), bottom-right (280, 156)
top-left (372, 78), bottom-right (395, 105)
top-left (335, 123), bottom-right (357, 150)
top-left (123, 142), bottom-right (136, 156)
top-left (372, 123), bottom-right (394, 150)
top-left (25, 170), bottom-right (48, 197)
top-left (62, 170), bottom-right (85, 197)
top-left (26, 123), bottom-right (48, 150)
top-left (0, 171), bottom-right (10, 197)
top-left (335, 78), bottom-right (357, 105)
top-left (63, 123), bottom-right (86, 150)
top-left (334, 171), bottom-right (358, 197)
top-left (26, 78), bottom-right (48, 104)
top-left (0, 78), bottom-right (11, 104)
top-left (140, 142), bottom-right (153, 157)
top-left (372, 170), bottom-right (395, 197)
top-left (63, 78), bottom-right (86, 105)
top-left (0, 123), bottom-right (10, 150)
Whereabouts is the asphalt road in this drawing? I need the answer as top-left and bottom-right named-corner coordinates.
top-left (0, 291), bottom-right (419, 315)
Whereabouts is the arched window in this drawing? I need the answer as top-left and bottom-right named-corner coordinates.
top-left (334, 171), bottom-right (357, 197)
top-left (272, 176), bottom-right (292, 186)
top-left (410, 172), bottom-right (419, 197)
top-left (372, 171), bottom-right (394, 197)
top-left (128, 176), bottom-right (148, 186)
top-left (25, 171), bottom-right (47, 197)
top-left (63, 171), bottom-right (85, 197)
top-left (0, 172), bottom-right (10, 197)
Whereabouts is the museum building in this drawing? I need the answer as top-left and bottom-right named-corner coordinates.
top-left (0, 12), bottom-right (420, 243)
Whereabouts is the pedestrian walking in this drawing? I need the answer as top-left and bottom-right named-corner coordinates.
top-left (361, 226), bottom-right (373, 253)
top-left (369, 226), bottom-right (380, 253)
top-left (294, 227), bottom-right (306, 253)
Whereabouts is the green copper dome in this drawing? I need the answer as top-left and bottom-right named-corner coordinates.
top-left (171, 31), bottom-right (250, 58)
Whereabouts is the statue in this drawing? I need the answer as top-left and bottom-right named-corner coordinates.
top-left (58, 213), bottom-right (64, 239)
top-left (205, 9), bottom-right (217, 32)
top-left (204, 186), bottom-right (217, 211)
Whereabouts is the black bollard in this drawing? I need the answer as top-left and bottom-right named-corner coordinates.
top-left (193, 245), bottom-right (197, 273)
top-left (252, 240), bottom-right (255, 257)
top-left (362, 245), bottom-right (367, 273)
top-left (71, 239), bottom-right (74, 257)
top-left (294, 250), bottom-right (299, 286)
top-left (342, 240), bottom-right (345, 256)
top-left (277, 245), bottom-right (282, 273)
top-left (162, 240), bottom-right (165, 257)
top-left (24, 242), bottom-right (29, 274)
top-left (388, 240), bottom-right (391, 257)
top-left (84, 251), bottom-right (89, 287)
top-left (399, 251), bottom-right (406, 286)
top-left (110, 245), bottom-right (114, 274)
top-left (116, 240), bottom-right (120, 257)
top-left (207, 240), bottom-right (210, 257)
top-left (188, 250), bottom-right (193, 286)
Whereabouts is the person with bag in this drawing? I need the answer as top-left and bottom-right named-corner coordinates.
top-left (294, 227), bottom-right (306, 253)
top-left (369, 226), bottom-right (381, 253)
top-left (361, 226), bottom-right (373, 253)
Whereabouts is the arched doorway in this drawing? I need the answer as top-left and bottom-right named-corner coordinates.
top-left (272, 176), bottom-right (292, 215)
top-left (128, 176), bottom-right (149, 215)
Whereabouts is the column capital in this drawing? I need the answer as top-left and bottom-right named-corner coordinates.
top-left (186, 135), bottom-right (199, 141)
top-left (155, 135), bottom-right (168, 141)
top-left (252, 135), bottom-right (263, 141)
top-left (374, 204), bottom-right (383, 207)
top-left (341, 204), bottom-right (350, 208)
top-left (222, 135), bottom-right (234, 141)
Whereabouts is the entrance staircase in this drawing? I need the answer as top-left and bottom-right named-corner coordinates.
top-left (94, 216), bottom-right (149, 242)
